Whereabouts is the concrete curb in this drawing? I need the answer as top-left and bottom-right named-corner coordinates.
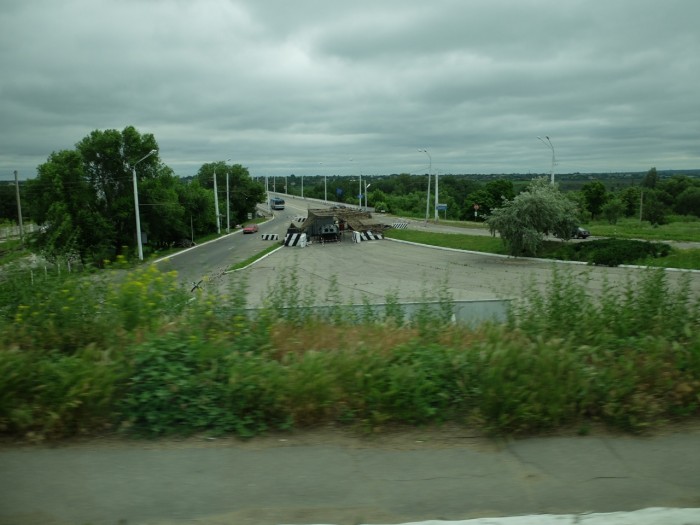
top-left (302, 507), bottom-right (700, 525)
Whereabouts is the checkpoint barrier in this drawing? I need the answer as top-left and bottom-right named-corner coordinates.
top-left (284, 232), bottom-right (307, 247)
top-left (392, 222), bottom-right (409, 229)
top-left (261, 233), bottom-right (279, 241)
top-left (352, 231), bottom-right (384, 243)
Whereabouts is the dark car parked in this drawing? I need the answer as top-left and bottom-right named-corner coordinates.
top-left (572, 226), bottom-right (590, 239)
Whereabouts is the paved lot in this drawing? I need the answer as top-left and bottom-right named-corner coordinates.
top-left (223, 235), bottom-right (700, 309)
top-left (1, 425), bottom-right (699, 525)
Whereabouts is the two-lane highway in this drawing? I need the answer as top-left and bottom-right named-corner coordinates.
top-left (155, 202), bottom-right (303, 288)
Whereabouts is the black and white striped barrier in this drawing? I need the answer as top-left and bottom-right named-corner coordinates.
top-left (294, 216), bottom-right (306, 223)
top-left (352, 231), bottom-right (384, 243)
top-left (261, 234), bottom-right (279, 241)
top-left (392, 222), bottom-right (409, 229)
top-left (284, 232), bottom-right (307, 247)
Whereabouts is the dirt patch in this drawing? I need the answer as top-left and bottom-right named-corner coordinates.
top-left (3, 419), bottom-right (700, 452)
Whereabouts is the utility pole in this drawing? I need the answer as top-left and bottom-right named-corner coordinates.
top-left (14, 170), bottom-right (24, 243)
top-left (224, 158), bottom-right (231, 234)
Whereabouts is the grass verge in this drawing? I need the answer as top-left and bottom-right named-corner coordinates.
top-left (385, 229), bottom-right (506, 253)
top-left (385, 228), bottom-right (700, 270)
top-left (228, 243), bottom-right (282, 271)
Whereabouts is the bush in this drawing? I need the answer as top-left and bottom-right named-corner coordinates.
top-left (119, 334), bottom-right (234, 436)
top-left (1, 264), bottom-right (699, 440)
top-left (0, 347), bottom-right (123, 438)
top-left (552, 238), bottom-right (671, 266)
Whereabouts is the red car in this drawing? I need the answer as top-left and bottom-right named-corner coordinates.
top-left (242, 224), bottom-right (259, 234)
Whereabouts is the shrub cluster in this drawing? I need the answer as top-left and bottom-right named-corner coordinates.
top-left (552, 238), bottom-right (671, 266)
top-left (0, 264), bottom-right (698, 440)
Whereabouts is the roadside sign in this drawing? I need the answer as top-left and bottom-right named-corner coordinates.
top-left (436, 204), bottom-right (447, 211)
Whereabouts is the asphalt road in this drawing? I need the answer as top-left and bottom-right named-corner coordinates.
top-left (159, 195), bottom-right (699, 308)
top-left (155, 203), bottom-right (303, 288)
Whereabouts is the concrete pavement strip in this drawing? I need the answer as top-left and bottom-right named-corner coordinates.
top-left (2, 426), bottom-right (700, 525)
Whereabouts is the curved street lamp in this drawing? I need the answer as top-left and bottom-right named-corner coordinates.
top-left (537, 136), bottom-right (556, 184)
top-left (419, 149), bottom-right (432, 222)
top-left (132, 149), bottom-right (157, 260)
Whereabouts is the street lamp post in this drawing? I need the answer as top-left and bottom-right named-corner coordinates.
top-left (132, 149), bottom-right (157, 260)
top-left (537, 136), bottom-right (556, 184)
top-left (13, 170), bottom-right (24, 244)
top-left (434, 167), bottom-right (439, 221)
top-left (359, 174), bottom-right (362, 210)
top-left (419, 149), bottom-right (432, 223)
top-left (224, 158), bottom-right (232, 233)
top-left (364, 182), bottom-right (371, 210)
top-left (319, 162), bottom-right (327, 202)
top-left (213, 166), bottom-right (220, 234)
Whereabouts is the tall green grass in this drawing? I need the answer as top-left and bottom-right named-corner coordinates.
top-left (0, 263), bottom-right (698, 440)
top-left (588, 216), bottom-right (700, 242)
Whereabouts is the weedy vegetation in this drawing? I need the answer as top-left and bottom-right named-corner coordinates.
top-left (0, 260), bottom-right (698, 441)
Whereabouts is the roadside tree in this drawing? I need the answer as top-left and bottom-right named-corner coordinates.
top-left (195, 162), bottom-right (265, 226)
top-left (487, 178), bottom-right (579, 256)
top-left (675, 187), bottom-right (700, 218)
top-left (600, 197), bottom-right (625, 224)
top-left (581, 180), bottom-right (608, 219)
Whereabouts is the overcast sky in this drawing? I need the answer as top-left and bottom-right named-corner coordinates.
top-left (2, 0), bottom-right (699, 180)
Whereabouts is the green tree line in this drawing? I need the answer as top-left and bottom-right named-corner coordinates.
top-left (10, 126), bottom-right (265, 265)
top-left (288, 168), bottom-right (700, 226)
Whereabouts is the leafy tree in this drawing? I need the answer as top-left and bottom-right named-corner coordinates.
top-left (27, 150), bottom-right (115, 263)
top-left (600, 197), bottom-right (625, 224)
top-left (641, 167), bottom-right (658, 189)
top-left (675, 187), bottom-right (700, 218)
top-left (487, 178), bottom-right (579, 256)
top-left (619, 186), bottom-right (641, 217)
top-left (0, 182), bottom-right (19, 222)
top-left (581, 181), bottom-right (608, 219)
top-left (139, 167), bottom-right (188, 246)
top-left (76, 126), bottom-right (160, 251)
top-left (195, 162), bottom-right (265, 226)
top-left (25, 126), bottom-right (201, 263)
top-left (661, 175), bottom-right (693, 199)
top-left (463, 189), bottom-right (494, 220)
top-left (485, 179), bottom-right (515, 203)
top-left (641, 190), bottom-right (667, 225)
top-left (176, 179), bottom-right (216, 240)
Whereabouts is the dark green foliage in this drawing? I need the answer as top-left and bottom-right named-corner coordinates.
top-left (195, 162), bottom-right (266, 226)
top-left (487, 178), bottom-right (579, 256)
top-left (0, 348), bottom-right (123, 437)
top-left (581, 180), bottom-right (608, 218)
top-left (2, 264), bottom-right (699, 440)
top-left (641, 190), bottom-right (668, 225)
top-left (642, 167), bottom-right (658, 188)
top-left (552, 238), bottom-right (671, 266)
top-left (600, 197), bottom-right (625, 224)
top-left (120, 335), bottom-right (234, 436)
top-left (675, 187), bottom-right (700, 218)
